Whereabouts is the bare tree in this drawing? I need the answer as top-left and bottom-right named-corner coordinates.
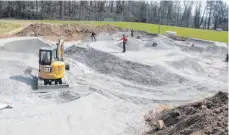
top-left (0, 0), bottom-right (227, 30)
top-left (59, 1), bottom-right (64, 19)
top-left (199, 4), bottom-right (206, 28)
top-left (181, 1), bottom-right (193, 27)
top-left (213, 0), bottom-right (228, 30)
top-left (110, 1), bottom-right (114, 13)
top-left (194, 1), bottom-right (202, 28)
top-left (206, 0), bottom-right (215, 29)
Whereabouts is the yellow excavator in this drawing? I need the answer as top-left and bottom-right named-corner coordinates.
top-left (37, 38), bottom-right (70, 90)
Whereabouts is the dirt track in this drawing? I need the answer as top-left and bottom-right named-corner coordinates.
top-left (0, 23), bottom-right (228, 135)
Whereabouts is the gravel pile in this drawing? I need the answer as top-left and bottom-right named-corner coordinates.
top-left (65, 46), bottom-right (188, 86)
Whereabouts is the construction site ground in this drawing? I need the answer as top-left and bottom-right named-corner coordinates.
top-left (0, 23), bottom-right (228, 135)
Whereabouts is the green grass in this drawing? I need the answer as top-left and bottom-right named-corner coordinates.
top-left (0, 22), bottom-right (21, 34)
top-left (0, 19), bottom-right (228, 43)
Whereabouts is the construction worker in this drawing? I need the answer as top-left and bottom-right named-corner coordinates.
top-left (131, 29), bottom-right (134, 37)
top-left (91, 32), bottom-right (96, 42)
top-left (225, 53), bottom-right (228, 62)
top-left (120, 35), bottom-right (128, 53)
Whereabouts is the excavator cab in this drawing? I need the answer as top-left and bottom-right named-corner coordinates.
top-left (39, 47), bottom-right (55, 66)
top-left (36, 39), bottom-right (70, 91)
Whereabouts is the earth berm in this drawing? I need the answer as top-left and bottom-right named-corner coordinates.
top-left (144, 91), bottom-right (228, 135)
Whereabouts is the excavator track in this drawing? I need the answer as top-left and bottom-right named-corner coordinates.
top-left (35, 76), bottom-right (69, 92)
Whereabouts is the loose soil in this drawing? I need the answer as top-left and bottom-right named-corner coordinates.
top-left (0, 23), bottom-right (126, 41)
top-left (144, 91), bottom-right (228, 135)
top-left (14, 23), bottom-right (125, 41)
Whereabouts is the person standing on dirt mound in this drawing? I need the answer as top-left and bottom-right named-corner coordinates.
top-left (119, 35), bottom-right (128, 53)
top-left (91, 32), bottom-right (96, 42)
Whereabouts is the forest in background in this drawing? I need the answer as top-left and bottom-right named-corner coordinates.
top-left (0, 0), bottom-right (228, 30)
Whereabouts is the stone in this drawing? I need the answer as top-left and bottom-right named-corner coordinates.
top-left (156, 120), bottom-right (165, 130)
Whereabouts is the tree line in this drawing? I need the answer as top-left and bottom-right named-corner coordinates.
top-left (0, 0), bottom-right (228, 30)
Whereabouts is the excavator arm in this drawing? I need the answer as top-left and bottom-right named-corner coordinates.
top-left (56, 38), bottom-right (64, 61)
top-left (56, 38), bottom-right (69, 70)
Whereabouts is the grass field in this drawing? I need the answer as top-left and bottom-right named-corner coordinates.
top-left (0, 19), bottom-right (228, 43)
top-left (0, 22), bottom-right (21, 34)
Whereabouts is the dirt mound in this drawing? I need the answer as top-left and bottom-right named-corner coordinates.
top-left (144, 91), bottom-right (228, 135)
top-left (15, 23), bottom-right (125, 41)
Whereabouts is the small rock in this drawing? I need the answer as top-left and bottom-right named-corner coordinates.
top-left (144, 115), bottom-right (151, 122)
top-left (145, 127), bottom-right (154, 134)
top-left (156, 120), bottom-right (165, 130)
top-left (192, 102), bottom-right (203, 108)
top-left (201, 105), bottom-right (207, 110)
top-left (217, 122), bottom-right (223, 127)
top-left (213, 108), bottom-right (222, 114)
top-left (153, 122), bottom-right (157, 126)
top-left (171, 111), bottom-right (180, 117)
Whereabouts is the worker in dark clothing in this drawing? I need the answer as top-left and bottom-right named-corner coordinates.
top-left (120, 35), bottom-right (128, 53)
top-left (131, 29), bottom-right (134, 37)
top-left (225, 53), bottom-right (228, 62)
top-left (91, 32), bottom-right (96, 42)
